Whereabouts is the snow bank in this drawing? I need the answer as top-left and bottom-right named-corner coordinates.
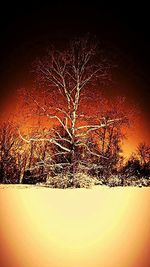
top-left (0, 185), bottom-right (150, 267)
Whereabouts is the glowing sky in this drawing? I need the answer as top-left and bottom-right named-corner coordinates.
top-left (1, 89), bottom-right (149, 160)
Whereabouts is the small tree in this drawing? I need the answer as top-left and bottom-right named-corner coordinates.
top-left (136, 143), bottom-right (150, 177)
top-left (137, 143), bottom-right (150, 165)
top-left (0, 121), bottom-right (19, 183)
top-left (122, 154), bottom-right (141, 178)
top-left (89, 97), bottom-right (130, 177)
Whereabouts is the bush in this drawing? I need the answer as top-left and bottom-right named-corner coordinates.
top-left (46, 172), bottom-right (100, 189)
top-left (73, 173), bottom-right (100, 188)
top-left (107, 175), bottom-right (122, 187)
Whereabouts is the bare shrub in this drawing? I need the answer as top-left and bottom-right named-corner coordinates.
top-left (46, 172), bottom-right (100, 189)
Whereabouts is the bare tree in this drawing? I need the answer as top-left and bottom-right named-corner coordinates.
top-left (86, 97), bottom-right (132, 177)
top-left (18, 37), bottom-right (127, 182)
top-left (0, 120), bottom-right (19, 183)
top-left (137, 143), bottom-right (150, 165)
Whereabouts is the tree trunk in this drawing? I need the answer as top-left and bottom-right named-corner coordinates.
top-left (102, 127), bottom-right (106, 154)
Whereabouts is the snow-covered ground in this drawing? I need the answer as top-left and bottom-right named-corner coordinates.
top-left (0, 185), bottom-right (150, 267)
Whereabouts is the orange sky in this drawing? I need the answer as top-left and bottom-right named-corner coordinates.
top-left (122, 114), bottom-right (150, 158)
top-left (1, 87), bottom-right (149, 159)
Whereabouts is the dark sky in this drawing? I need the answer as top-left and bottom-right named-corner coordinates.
top-left (0, 3), bottom-right (149, 133)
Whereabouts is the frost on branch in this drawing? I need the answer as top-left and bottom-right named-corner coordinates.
top-left (1, 37), bottom-right (147, 188)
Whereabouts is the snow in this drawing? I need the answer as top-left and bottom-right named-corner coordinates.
top-left (0, 185), bottom-right (150, 267)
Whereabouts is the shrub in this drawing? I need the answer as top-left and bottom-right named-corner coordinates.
top-left (46, 172), bottom-right (100, 189)
top-left (107, 175), bottom-right (122, 187)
